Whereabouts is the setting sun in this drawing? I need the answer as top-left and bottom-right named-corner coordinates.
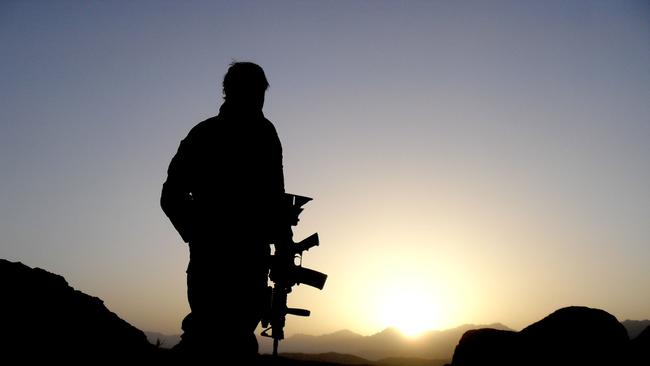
top-left (376, 281), bottom-right (442, 337)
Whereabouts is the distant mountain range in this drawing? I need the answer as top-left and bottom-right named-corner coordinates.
top-left (260, 323), bottom-right (512, 360)
top-left (145, 331), bottom-right (182, 348)
top-left (148, 319), bottom-right (649, 361)
top-left (621, 319), bottom-right (650, 339)
top-left (281, 352), bottom-right (449, 366)
top-left (148, 323), bottom-right (510, 360)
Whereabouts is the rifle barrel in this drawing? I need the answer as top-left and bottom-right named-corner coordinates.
top-left (287, 307), bottom-right (311, 317)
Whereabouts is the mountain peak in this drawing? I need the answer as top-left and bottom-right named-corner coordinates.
top-left (327, 329), bottom-right (363, 338)
top-left (372, 326), bottom-right (404, 338)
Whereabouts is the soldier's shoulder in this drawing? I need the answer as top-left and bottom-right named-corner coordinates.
top-left (185, 116), bottom-right (219, 140)
top-left (261, 116), bottom-right (279, 135)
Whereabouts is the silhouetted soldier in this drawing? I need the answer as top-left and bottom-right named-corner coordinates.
top-left (161, 62), bottom-right (285, 361)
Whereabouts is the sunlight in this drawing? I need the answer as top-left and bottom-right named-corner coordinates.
top-left (376, 281), bottom-right (442, 337)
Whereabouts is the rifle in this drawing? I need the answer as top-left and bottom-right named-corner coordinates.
top-left (261, 193), bottom-right (328, 357)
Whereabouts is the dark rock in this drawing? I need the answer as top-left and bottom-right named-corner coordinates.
top-left (450, 328), bottom-right (519, 366)
top-left (519, 306), bottom-right (628, 365)
top-left (629, 325), bottom-right (650, 365)
top-left (0, 259), bottom-right (154, 362)
top-left (450, 306), bottom-right (630, 366)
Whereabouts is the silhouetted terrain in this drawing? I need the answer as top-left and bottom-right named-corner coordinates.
top-left (2, 258), bottom-right (648, 365)
top-left (265, 324), bottom-right (511, 360)
top-left (281, 352), bottom-right (371, 365)
top-left (631, 325), bottom-right (650, 364)
top-left (449, 306), bottom-right (650, 366)
top-left (0, 259), bottom-right (154, 362)
top-left (281, 353), bottom-right (448, 366)
top-left (145, 331), bottom-right (182, 348)
top-left (622, 319), bottom-right (650, 339)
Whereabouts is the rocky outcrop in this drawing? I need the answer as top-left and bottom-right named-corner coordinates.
top-left (450, 328), bottom-right (519, 365)
top-left (450, 306), bottom-right (631, 366)
top-left (520, 306), bottom-right (628, 365)
top-left (0, 259), bottom-right (154, 362)
top-left (629, 326), bottom-right (650, 365)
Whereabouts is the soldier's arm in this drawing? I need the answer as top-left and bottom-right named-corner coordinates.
top-left (161, 137), bottom-right (195, 243)
top-left (269, 124), bottom-right (294, 242)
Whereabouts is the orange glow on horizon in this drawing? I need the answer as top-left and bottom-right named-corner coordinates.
top-left (373, 277), bottom-right (445, 337)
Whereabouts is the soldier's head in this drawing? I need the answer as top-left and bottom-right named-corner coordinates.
top-left (222, 62), bottom-right (269, 110)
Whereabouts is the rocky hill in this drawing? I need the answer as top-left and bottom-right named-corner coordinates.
top-left (0, 259), bottom-right (154, 362)
top-left (449, 306), bottom-right (650, 366)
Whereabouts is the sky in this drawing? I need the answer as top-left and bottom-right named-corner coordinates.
top-left (1, 0), bottom-right (649, 338)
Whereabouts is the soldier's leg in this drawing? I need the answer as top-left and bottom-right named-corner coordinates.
top-left (178, 248), bottom-right (269, 360)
